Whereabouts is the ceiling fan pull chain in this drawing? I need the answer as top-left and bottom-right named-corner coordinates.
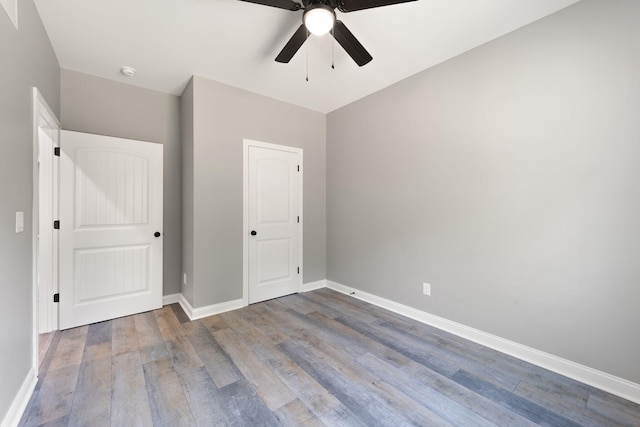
top-left (331, 28), bottom-right (335, 69)
top-left (306, 29), bottom-right (310, 82)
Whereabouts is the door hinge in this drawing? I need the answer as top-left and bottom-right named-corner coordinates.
top-left (297, 267), bottom-right (300, 274)
top-left (53, 220), bottom-right (60, 229)
top-left (54, 147), bottom-right (60, 157)
top-left (53, 293), bottom-right (59, 303)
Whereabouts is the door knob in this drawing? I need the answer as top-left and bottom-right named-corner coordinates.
top-left (154, 232), bottom-right (161, 237)
top-left (250, 230), bottom-right (257, 236)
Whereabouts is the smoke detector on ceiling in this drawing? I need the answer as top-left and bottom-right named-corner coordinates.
top-left (120, 66), bottom-right (136, 77)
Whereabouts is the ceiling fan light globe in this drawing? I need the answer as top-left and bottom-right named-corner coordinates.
top-left (304, 7), bottom-right (334, 36)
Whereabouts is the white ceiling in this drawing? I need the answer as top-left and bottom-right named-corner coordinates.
top-left (34, 0), bottom-right (580, 113)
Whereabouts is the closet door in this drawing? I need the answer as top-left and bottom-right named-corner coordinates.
top-left (247, 142), bottom-right (302, 304)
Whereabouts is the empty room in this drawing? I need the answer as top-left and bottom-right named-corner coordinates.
top-left (1, 0), bottom-right (639, 425)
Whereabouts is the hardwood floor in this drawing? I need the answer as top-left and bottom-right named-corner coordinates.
top-left (20, 288), bottom-right (640, 426)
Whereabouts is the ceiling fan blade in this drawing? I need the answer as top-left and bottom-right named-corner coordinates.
top-left (332, 21), bottom-right (372, 66)
top-left (338, 0), bottom-right (416, 12)
top-left (275, 24), bottom-right (309, 63)
top-left (238, 0), bottom-right (301, 11)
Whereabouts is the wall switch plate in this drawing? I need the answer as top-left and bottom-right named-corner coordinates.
top-left (15, 211), bottom-right (24, 233)
top-left (183, 273), bottom-right (187, 285)
top-left (423, 282), bottom-right (431, 296)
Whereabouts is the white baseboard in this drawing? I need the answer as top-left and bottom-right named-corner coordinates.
top-left (325, 280), bottom-right (640, 405)
top-left (172, 280), bottom-right (327, 320)
top-left (179, 294), bottom-right (245, 321)
top-left (1, 367), bottom-right (37, 427)
top-left (302, 279), bottom-right (327, 292)
top-left (162, 293), bottom-right (181, 305)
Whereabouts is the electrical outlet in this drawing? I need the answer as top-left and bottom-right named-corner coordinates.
top-left (183, 273), bottom-right (187, 285)
top-left (423, 282), bottom-right (431, 296)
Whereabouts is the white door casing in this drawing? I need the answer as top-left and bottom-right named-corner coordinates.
top-left (59, 130), bottom-right (163, 329)
top-left (244, 140), bottom-right (302, 305)
top-left (33, 87), bottom-right (60, 339)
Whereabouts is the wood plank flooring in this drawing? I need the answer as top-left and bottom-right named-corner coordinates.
top-left (20, 288), bottom-right (640, 426)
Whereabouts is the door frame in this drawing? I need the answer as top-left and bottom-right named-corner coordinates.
top-left (242, 139), bottom-right (303, 306)
top-left (32, 88), bottom-right (60, 373)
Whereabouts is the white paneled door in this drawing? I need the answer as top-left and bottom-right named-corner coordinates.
top-left (59, 130), bottom-right (163, 329)
top-left (247, 142), bottom-right (302, 304)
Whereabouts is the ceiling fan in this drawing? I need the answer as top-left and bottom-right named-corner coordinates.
top-left (239, 0), bottom-right (418, 66)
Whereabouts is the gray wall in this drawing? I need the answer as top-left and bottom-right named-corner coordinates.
top-left (60, 69), bottom-right (182, 295)
top-left (0, 0), bottom-right (59, 421)
top-left (327, 0), bottom-right (640, 383)
top-left (184, 76), bottom-right (326, 308)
